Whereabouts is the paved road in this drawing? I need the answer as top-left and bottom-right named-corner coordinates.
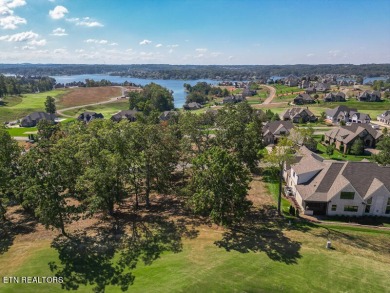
top-left (261, 85), bottom-right (276, 104)
top-left (56, 86), bottom-right (127, 118)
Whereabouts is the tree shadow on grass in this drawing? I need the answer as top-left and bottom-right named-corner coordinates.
top-left (214, 210), bottom-right (302, 265)
top-left (0, 208), bottom-right (37, 255)
top-left (49, 210), bottom-right (198, 293)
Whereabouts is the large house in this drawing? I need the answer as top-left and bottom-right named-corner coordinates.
top-left (111, 110), bottom-right (138, 122)
top-left (77, 112), bottom-right (104, 123)
top-left (280, 107), bottom-right (317, 123)
top-left (20, 112), bottom-right (56, 127)
top-left (350, 112), bottom-right (371, 124)
top-left (284, 146), bottom-right (390, 217)
top-left (183, 102), bottom-right (202, 110)
top-left (357, 90), bottom-right (381, 102)
top-left (222, 94), bottom-right (244, 104)
top-left (325, 105), bottom-right (357, 124)
top-left (262, 121), bottom-right (294, 145)
top-left (293, 93), bottom-right (315, 105)
top-left (324, 124), bottom-right (382, 154)
top-left (377, 110), bottom-right (390, 125)
top-left (159, 111), bottom-right (178, 121)
top-left (323, 92), bottom-right (346, 102)
top-left (314, 82), bottom-right (330, 92)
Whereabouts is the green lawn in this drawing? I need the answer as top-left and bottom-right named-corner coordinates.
top-left (272, 84), bottom-right (302, 95)
top-left (316, 142), bottom-right (372, 161)
top-left (60, 100), bottom-right (129, 118)
top-left (1, 214), bottom-right (389, 293)
top-left (6, 127), bottom-right (37, 137)
top-left (0, 90), bottom-right (67, 124)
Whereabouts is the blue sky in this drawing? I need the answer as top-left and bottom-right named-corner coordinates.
top-left (0, 0), bottom-right (389, 65)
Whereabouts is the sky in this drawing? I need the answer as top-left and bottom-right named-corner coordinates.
top-left (0, 0), bottom-right (389, 65)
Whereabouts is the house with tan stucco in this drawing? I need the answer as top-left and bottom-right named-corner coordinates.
top-left (284, 146), bottom-right (390, 217)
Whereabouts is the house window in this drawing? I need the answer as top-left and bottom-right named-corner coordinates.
top-left (340, 192), bottom-right (355, 200)
top-left (386, 198), bottom-right (390, 215)
top-left (331, 205), bottom-right (337, 211)
top-left (365, 198), bottom-right (372, 213)
top-left (344, 205), bottom-right (358, 212)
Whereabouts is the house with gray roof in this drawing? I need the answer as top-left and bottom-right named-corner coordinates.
top-left (314, 82), bottom-right (330, 92)
top-left (280, 107), bottom-right (317, 123)
top-left (111, 110), bottom-right (138, 122)
top-left (222, 94), bottom-right (244, 104)
top-left (20, 112), bottom-right (56, 127)
top-left (357, 90), bottom-right (381, 102)
top-left (284, 146), bottom-right (390, 216)
top-left (325, 105), bottom-right (357, 123)
top-left (262, 121), bottom-right (294, 145)
top-left (377, 110), bottom-right (390, 125)
top-left (77, 111), bottom-right (104, 123)
top-left (183, 102), bottom-right (202, 110)
top-left (293, 93), bottom-right (315, 105)
top-left (351, 112), bottom-right (371, 124)
top-left (323, 92), bottom-right (346, 102)
top-left (159, 110), bottom-right (178, 121)
top-left (324, 123), bottom-right (382, 154)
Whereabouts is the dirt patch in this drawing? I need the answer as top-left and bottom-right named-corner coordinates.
top-left (57, 87), bottom-right (122, 108)
top-left (247, 175), bottom-right (275, 208)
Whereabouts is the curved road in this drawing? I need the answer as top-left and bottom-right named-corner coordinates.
top-left (261, 85), bottom-right (276, 104)
top-left (56, 86), bottom-right (127, 118)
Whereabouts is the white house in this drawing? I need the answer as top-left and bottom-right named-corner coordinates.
top-left (284, 146), bottom-right (390, 217)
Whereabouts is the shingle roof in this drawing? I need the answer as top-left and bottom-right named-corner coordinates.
top-left (262, 121), bottom-right (294, 135)
top-left (291, 147), bottom-right (390, 202)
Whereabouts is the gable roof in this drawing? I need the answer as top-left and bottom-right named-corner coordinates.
top-left (21, 112), bottom-right (56, 123)
top-left (325, 105), bottom-right (357, 118)
top-left (325, 124), bottom-right (382, 144)
top-left (291, 146), bottom-right (390, 202)
top-left (280, 107), bottom-right (316, 119)
top-left (262, 121), bottom-right (294, 136)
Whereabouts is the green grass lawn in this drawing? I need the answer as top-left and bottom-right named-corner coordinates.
top-left (0, 90), bottom-right (67, 124)
top-left (272, 84), bottom-right (302, 95)
top-left (60, 100), bottom-right (129, 118)
top-left (316, 142), bottom-right (372, 161)
top-left (1, 214), bottom-right (389, 293)
top-left (6, 127), bottom-right (37, 137)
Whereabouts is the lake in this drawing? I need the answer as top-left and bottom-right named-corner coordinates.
top-left (51, 74), bottom-right (216, 108)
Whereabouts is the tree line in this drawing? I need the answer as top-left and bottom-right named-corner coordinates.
top-left (1, 64), bottom-right (389, 81)
top-left (0, 74), bottom-right (55, 97)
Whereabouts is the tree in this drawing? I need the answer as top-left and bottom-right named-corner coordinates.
top-left (188, 147), bottom-right (251, 225)
top-left (373, 135), bottom-right (390, 166)
top-left (351, 139), bottom-right (364, 155)
top-left (264, 137), bottom-right (294, 215)
top-left (15, 137), bottom-right (82, 236)
top-left (45, 96), bottom-right (56, 114)
top-left (0, 129), bottom-right (20, 221)
top-left (326, 145), bottom-right (334, 155)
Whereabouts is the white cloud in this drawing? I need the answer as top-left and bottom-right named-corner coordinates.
top-left (195, 48), bottom-right (207, 53)
top-left (139, 39), bottom-right (151, 45)
top-left (328, 49), bottom-right (341, 57)
top-left (53, 48), bottom-right (67, 54)
top-left (85, 39), bottom-right (108, 44)
top-left (307, 53), bottom-right (315, 57)
top-left (167, 44), bottom-right (179, 48)
top-left (7, 0), bottom-right (26, 8)
top-left (77, 20), bottom-right (103, 27)
top-left (0, 15), bottom-right (26, 29)
top-left (109, 42), bottom-right (118, 46)
top-left (49, 5), bottom-right (69, 20)
top-left (0, 31), bottom-right (39, 42)
top-left (29, 39), bottom-right (46, 46)
top-left (155, 43), bottom-right (162, 48)
top-left (67, 17), bottom-right (103, 27)
top-left (51, 27), bottom-right (67, 36)
top-left (75, 49), bottom-right (84, 53)
top-left (22, 45), bottom-right (35, 50)
top-left (0, 0), bottom-right (27, 29)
